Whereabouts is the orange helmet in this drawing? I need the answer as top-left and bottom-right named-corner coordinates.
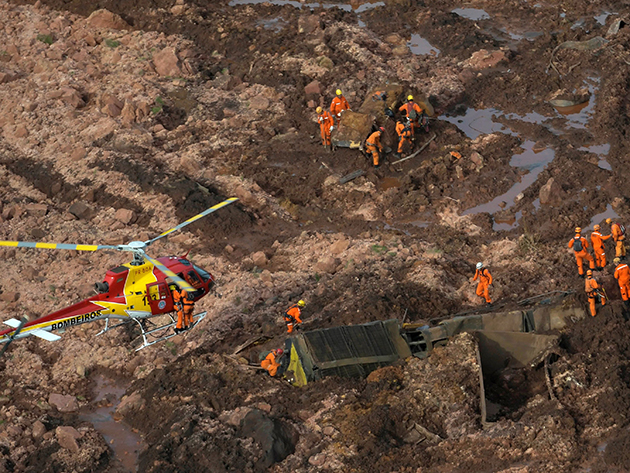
top-left (586, 270), bottom-right (593, 276)
top-left (594, 224), bottom-right (600, 231)
top-left (575, 227), bottom-right (581, 234)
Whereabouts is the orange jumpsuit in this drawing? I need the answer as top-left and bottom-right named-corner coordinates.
top-left (317, 110), bottom-right (334, 147)
top-left (284, 305), bottom-right (302, 334)
top-left (611, 222), bottom-right (626, 257)
top-left (585, 275), bottom-right (605, 317)
top-left (260, 351), bottom-right (281, 377)
top-left (568, 234), bottom-right (595, 275)
top-left (173, 288), bottom-right (194, 329)
top-left (395, 121), bottom-right (413, 154)
top-left (473, 268), bottom-right (493, 303)
top-left (614, 262), bottom-right (630, 301)
top-left (330, 95), bottom-right (350, 123)
top-left (365, 130), bottom-right (382, 166)
top-left (591, 231), bottom-right (611, 268)
top-left (398, 101), bottom-right (423, 134)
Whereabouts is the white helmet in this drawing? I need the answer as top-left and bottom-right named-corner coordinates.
top-left (476, 262), bottom-right (483, 270)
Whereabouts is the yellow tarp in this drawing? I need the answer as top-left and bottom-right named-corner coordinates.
top-left (286, 343), bottom-right (308, 387)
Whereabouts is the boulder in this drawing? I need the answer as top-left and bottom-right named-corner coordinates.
top-left (115, 391), bottom-right (145, 418)
top-left (59, 87), bottom-right (85, 108)
top-left (114, 208), bottom-right (136, 225)
top-left (330, 238), bottom-right (349, 255)
top-left (465, 49), bottom-right (508, 70)
top-left (252, 251), bottom-right (268, 267)
top-left (153, 48), bottom-right (182, 77)
top-left (298, 15), bottom-right (320, 34)
top-left (539, 177), bottom-right (562, 206)
top-left (32, 420), bottom-right (46, 439)
top-left (304, 80), bottom-right (322, 95)
top-left (100, 93), bottom-right (124, 117)
top-left (0, 292), bottom-right (19, 302)
top-left (470, 151), bottom-right (484, 171)
top-left (68, 201), bottom-right (93, 220)
top-left (14, 125), bottom-right (28, 138)
top-left (70, 147), bottom-right (87, 161)
top-left (49, 393), bottom-right (78, 412)
top-left (55, 426), bottom-right (81, 453)
top-left (24, 203), bottom-right (47, 217)
top-left (87, 9), bottom-right (130, 30)
top-left (250, 95), bottom-right (270, 111)
top-left (315, 256), bottom-right (339, 274)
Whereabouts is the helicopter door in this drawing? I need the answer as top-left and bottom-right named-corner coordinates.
top-left (146, 282), bottom-right (172, 314)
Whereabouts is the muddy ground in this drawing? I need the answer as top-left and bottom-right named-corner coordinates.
top-left (0, 0), bottom-right (630, 471)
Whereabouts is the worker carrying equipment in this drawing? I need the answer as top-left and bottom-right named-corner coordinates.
top-left (473, 262), bottom-right (493, 305)
top-left (365, 127), bottom-right (384, 168)
top-left (173, 286), bottom-right (195, 334)
top-left (394, 118), bottom-right (413, 159)
top-left (316, 106), bottom-right (334, 148)
top-left (260, 348), bottom-right (283, 377)
top-left (591, 224), bottom-right (611, 270)
top-left (284, 300), bottom-right (305, 334)
top-left (330, 89), bottom-right (350, 124)
top-left (607, 218), bottom-right (626, 258)
top-left (399, 95), bottom-right (424, 135)
top-left (614, 258), bottom-right (630, 311)
top-left (585, 269), bottom-right (606, 317)
top-left (568, 227), bottom-right (595, 277)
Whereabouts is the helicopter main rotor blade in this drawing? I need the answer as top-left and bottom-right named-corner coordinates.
top-left (144, 197), bottom-right (238, 247)
top-left (142, 254), bottom-right (195, 293)
top-left (0, 317), bottom-right (27, 358)
top-left (0, 241), bottom-right (117, 251)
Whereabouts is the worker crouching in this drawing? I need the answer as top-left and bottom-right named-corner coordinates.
top-left (585, 270), bottom-right (606, 317)
top-left (568, 227), bottom-right (595, 277)
top-left (261, 349), bottom-right (284, 377)
top-left (473, 262), bottom-right (493, 305)
top-left (284, 300), bottom-right (305, 334)
top-left (365, 127), bottom-right (384, 168)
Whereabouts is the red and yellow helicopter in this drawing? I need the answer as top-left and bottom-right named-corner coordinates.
top-left (0, 197), bottom-right (238, 354)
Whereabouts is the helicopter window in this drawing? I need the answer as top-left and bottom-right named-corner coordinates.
top-left (116, 278), bottom-right (124, 283)
top-left (193, 265), bottom-right (211, 283)
top-left (111, 266), bottom-right (128, 274)
top-left (187, 271), bottom-right (201, 285)
top-left (178, 259), bottom-right (191, 266)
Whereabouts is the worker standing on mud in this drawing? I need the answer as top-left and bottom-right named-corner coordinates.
top-left (398, 95), bottom-right (423, 135)
top-left (393, 118), bottom-right (413, 160)
top-left (473, 262), bottom-right (493, 306)
top-left (568, 227), bottom-right (595, 278)
top-left (591, 224), bottom-right (611, 270)
top-left (365, 127), bottom-right (384, 168)
top-left (585, 269), bottom-right (606, 317)
top-left (316, 106), bottom-right (334, 149)
top-left (260, 348), bottom-right (283, 377)
top-left (606, 218), bottom-right (626, 259)
top-left (330, 89), bottom-right (350, 125)
top-left (614, 258), bottom-right (630, 311)
top-left (284, 300), bottom-right (305, 334)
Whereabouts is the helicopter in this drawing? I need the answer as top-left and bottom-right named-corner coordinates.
top-left (0, 197), bottom-right (238, 354)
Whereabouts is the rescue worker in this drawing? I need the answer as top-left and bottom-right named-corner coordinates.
top-left (330, 89), bottom-right (350, 124)
top-left (590, 224), bottom-right (611, 270)
top-left (585, 269), bottom-right (606, 317)
top-left (173, 286), bottom-right (194, 334)
top-left (316, 106), bottom-right (334, 149)
top-left (568, 227), bottom-right (595, 277)
top-left (261, 348), bottom-right (283, 377)
top-left (614, 257), bottom-right (630, 311)
top-left (398, 95), bottom-right (423, 135)
top-left (284, 300), bottom-right (305, 334)
top-left (606, 218), bottom-right (626, 258)
top-left (365, 127), bottom-right (384, 168)
top-left (473, 262), bottom-right (493, 305)
top-left (393, 118), bottom-right (413, 159)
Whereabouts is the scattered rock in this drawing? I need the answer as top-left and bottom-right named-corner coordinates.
top-left (68, 201), bottom-right (93, 220)
top-left (55, 426), bottom-right (81, 453)
top-left (315, 256), bottom-right (339, 274)
top-left (0, 292), bottom-right (19, 302)
top-left (70, 147), bottom-right (87, 161)
top-left (330, 239), bottom-right (349, 255)
top-left (32, 421), bottom-right (46, 439)
top-left (252, 251), bottom-right (268, 267)
top-left (153, 48), bottom-right (182, 77)
top-left (465, 49), bottom-right (508, 70)
top-left (24, 203), bottom-right (47, 217)
top-left (114, 208), bottom-right (136, 225)
top-left (309, 453), bottom-right (327, 466)
top-left (470, 151), bottom-right (484, 171)
top-left (87, 9), bottom-right (131, 30)
top-left (539, 177), bottom-right (563, 206)
top-left (250, 95), bottom-right (270, 110)
top-left (304, 80), bottom-right (322, 95)
top-left (49, 393), bottom-right (78, 412)
top-left (115, 392), bottom-right (145, 418)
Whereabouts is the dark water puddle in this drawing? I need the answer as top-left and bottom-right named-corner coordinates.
top-left (586, 204), bottom-right (619, 231)
top-left (463, 141), bottom-right (555, 216)
top-left (579, 143), bottom-right (611, 171)
top-left (229, 0), bottom-right (385, 13)
top-left (378, 177), bottom-right (401, 191)
top-left (80, 375), bottom-right (146, 473)
top-left (407, 34), bottom-right (440, 56)
top-left (552, 77), bottom-right (599, 129)
top-left (167, 88), bottom-right (197, 114)
top-left (257, 17), bottom-right (287, 31)
top-left (452, 8), bottom-right (490, 21)
top-left (493, 210), bottom-right (522, 231)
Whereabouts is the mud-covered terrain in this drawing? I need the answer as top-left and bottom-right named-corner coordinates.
top-left (1, 0), bottom-right (630, 471)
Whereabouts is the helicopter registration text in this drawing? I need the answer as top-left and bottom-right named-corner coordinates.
top-left (50, 310), bottom-right (103, 331)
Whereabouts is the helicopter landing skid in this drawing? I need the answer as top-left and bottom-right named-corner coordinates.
top-left (133, 311), bottom-right (207, 351)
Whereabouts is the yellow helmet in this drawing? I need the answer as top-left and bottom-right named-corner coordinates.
top-left (297, 300), bottom-right (306, 307)
top-left (606, 218), bottom-right (612, 224)
top-left (594, 224), bottom-right (600, 231)
top-left (316, 106), bottom-right (323, 114)
top-left (614, 257), bottom-right (621, 264)
top-left (575, 227), bottom-right (581, 234)
top-left (336, 89), bottom-right (342, 96)
top-left (407, 95), bottom-right (414, 101)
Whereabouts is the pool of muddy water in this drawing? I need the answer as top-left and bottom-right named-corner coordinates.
top-left (80, 375), bottom-right (146, 472)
